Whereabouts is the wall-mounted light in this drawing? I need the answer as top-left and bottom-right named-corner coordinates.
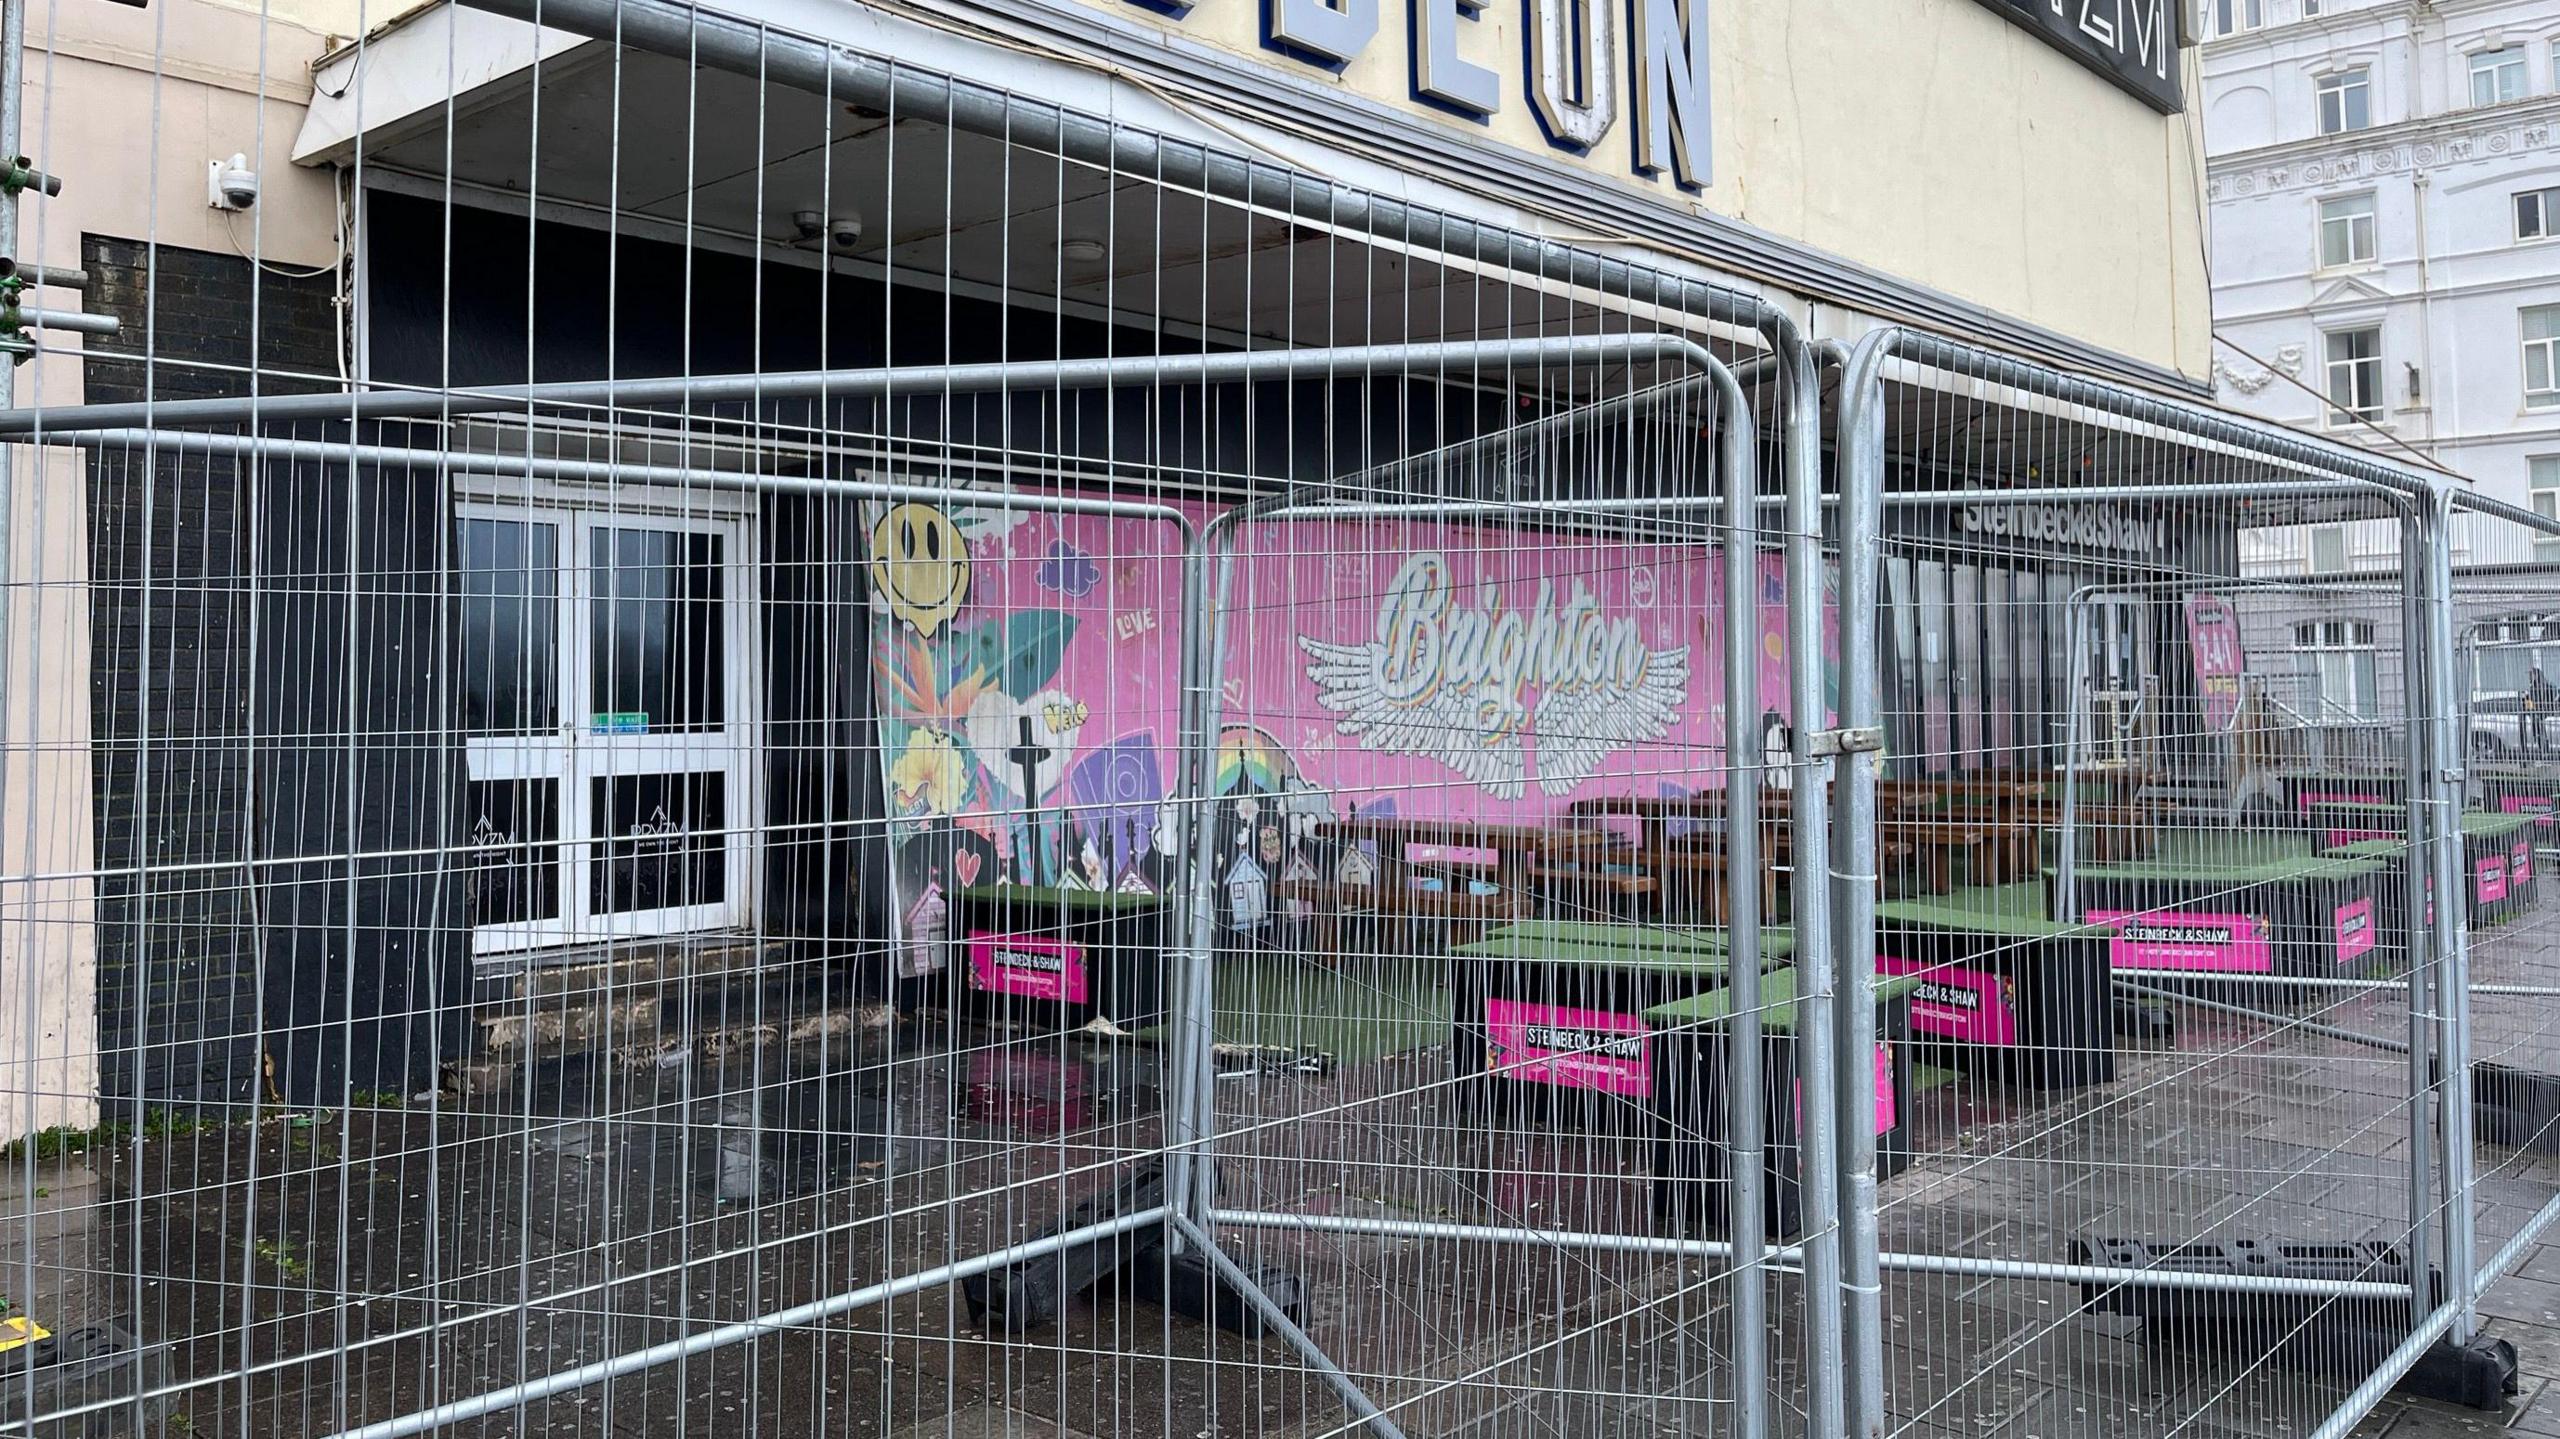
top-left (1058, 237), bottom-right (1108, 263)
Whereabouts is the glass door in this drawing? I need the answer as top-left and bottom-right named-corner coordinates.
top-left (459, 502), bottom-right (756, 955)
top-left (2084, 595), bottom-right (2150, 765)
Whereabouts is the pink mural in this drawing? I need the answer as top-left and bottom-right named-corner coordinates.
top-left (867, 494), bottom-right (1836, 947)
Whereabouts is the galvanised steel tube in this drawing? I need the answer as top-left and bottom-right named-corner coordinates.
top-left (1711, 353), bottom-right (1771, 1439)
top-left (1830, 328), bottom-right (1893, 1439)
top-left (323, 1204), bottom-right (1172, 1439)
top-left (1169, 1214), bottom-right (1410, 1439)
top-left (2424, 489), bottom-right (2479, 1342)
top-left (58, 429), bottom-right (1203, 525)
top-left (2475, 1190), bottom-right (2560, 1305)
top-left (1208, 1210), bottom-right (2422, 1298)
top-left (2305, 1301), bottom-right (2462, 1439)
top-left (1778, 332), bottom-right (1846, 1439)
top-left (2111, 980), bottom-right (2411, 1056)
top-left (14, 307), bottom-right (116, 336)
top-left (2401, 508), bottom-right (2438, 1333)
top-left (0, 334), bottom-right (1712, 435)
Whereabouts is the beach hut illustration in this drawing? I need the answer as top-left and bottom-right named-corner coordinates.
top-left (1225, 852), bottom-right (1270, 933)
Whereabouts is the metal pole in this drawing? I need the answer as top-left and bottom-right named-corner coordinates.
top-left (1168, 1214), bottom-right (1409, 1439)
top-left (2423, 490), bottom-right (2479, 1337)
top-left (323, 1205), bottom-right (1173, 1439)
top-left (2109, 980), bottom-right (2410, 1056)
top-left (0, 0), bottom-right (21, 845)
top-left (2056, 595), bottom-right (2090, 925)
top-left (1775, 330), bottom-right (1845, 1439)
top-left (1709, 354), bottom-right (1770, 1439)
top-left (8, 307), bottom-right (115, 336)
top-left (1160, 511), bottom-right (1229, 1236)
top-left (1206, 1210), bottom-right (2422, 1298)
top-left (0, 0), bottom-right (20, 413)
top-left (2400, 508), bottom-right (2439, 1332)
top-left (0, 332), bottom-right (1716, 435)
top-left (1167, 517), bottom-right (1242, 1231)
top-left (1831, 327), bottom-right (1892, 1439)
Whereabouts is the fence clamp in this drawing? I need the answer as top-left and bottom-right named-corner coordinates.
top-left (1808, 726), bottom-right (1886, 758)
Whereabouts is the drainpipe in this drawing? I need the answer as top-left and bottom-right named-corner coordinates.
top-left (2411, 169), bottom-right (2436, 454)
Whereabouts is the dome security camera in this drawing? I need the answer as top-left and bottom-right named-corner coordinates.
top-left (207, 153), bottom-right (259, 211)
top-left (828, 214), bottom-right (863, 251)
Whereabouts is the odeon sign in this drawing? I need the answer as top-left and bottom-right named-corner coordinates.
top-left (1132, 0), bottom-right (1714, 190)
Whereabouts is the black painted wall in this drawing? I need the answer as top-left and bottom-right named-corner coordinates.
top-left (80, 233), bottom-right (369, 1107)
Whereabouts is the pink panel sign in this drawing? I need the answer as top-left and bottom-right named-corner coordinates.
top-left (966, 932), bottom-right (1092, 1005)
top-left (2184, 594), bottom-right (2246, 733)
top-left (1877, 956), bottom-right (2021, 1046)
top-left (2498, 794), bottom-right (2555, 830)
top-left (2090, 910), bottom-right (2274, 974)
top-left (2477, 856), bottom-right (2509, 905)
top-left (1796, 1044), bottom-right (1898, 1136)
top-left (2333, 898), bottom-right (2376, 967)
top-left (1484, 998), bottom-right (1652, 1097)
top-left (2515, 842), bottom-right (2534, 885)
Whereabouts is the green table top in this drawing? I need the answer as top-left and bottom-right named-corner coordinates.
top-left (1876, 881), bottom-right (2103, 939)
top-left (1642, 968), bottom-right (1926, 1030)
top-left (2311, 804), bottom-right (2536, 842)
top-left (1456, 925), bottom-right (1795, 974)
top-left (2073, 831), bottom-right (2387, 885)
top-left (1477, 920), bottom-right (1798, 958)
top-left (955, 884), bottom-right (1163, 913)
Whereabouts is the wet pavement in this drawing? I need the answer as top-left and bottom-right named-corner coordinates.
top-left (3, 892), bottom-right (2556, 1438)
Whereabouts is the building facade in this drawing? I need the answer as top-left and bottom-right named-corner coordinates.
top-left (14, 0), bottom-right (2231, 1118)
top-left (2201, 0), bottom-right (2560, 572)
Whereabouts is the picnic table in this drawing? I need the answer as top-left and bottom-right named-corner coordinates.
top-left (1873, 880), bottom-right (2119, 1089)
top-left (1645, 967), bottom-right (1924, 1237)
top-left (1448, 921), bottom-right (1794, 1112)
top-left (2323, 805), bottom-right (2539, 928)
top-left (1299, 816), bottom-right (1618, 944)
top-left (2061, 831), bottom-right (2393, 983)
top-left (1564, 793), bottom-right (1928, 915)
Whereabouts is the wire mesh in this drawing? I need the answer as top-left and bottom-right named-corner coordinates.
top-left (1, 1), bottom-right (2552, 1437)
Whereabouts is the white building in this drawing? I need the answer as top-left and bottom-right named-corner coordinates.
top-left (2200, 0), bottom-right (2560, 571)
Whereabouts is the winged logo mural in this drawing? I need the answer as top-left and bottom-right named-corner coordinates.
top-left (1299, 551), bottom-right (1691, 799)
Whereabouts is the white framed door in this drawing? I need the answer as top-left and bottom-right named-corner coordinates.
top-left (456, 497), bottom-right (759, 956)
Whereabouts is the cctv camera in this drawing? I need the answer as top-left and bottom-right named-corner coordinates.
top-left (791, 210), bottom-right (826, 242)
top-left (207, 153), bottom-right (259, 211)
top-left (828, 214), bottom-right (863, 251)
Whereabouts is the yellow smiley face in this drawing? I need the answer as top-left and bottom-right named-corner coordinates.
top-left (870, 503), bottom-right (971, 637)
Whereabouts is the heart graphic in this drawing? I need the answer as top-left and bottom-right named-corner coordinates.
top-left (954, 850), bottom-right (984, 887)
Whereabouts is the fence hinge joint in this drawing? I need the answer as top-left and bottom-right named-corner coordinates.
top-left (1810, 726), bottom-right (1886, 758)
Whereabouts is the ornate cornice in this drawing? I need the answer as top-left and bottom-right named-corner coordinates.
top-left (2211, 343), bottom-right (2305, 396)
top-left (2207, 109), bottom-right (2558, 199)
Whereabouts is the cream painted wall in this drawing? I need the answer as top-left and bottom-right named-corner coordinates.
top-left (2, 0), bottom-right (355, 1129)
top-left (1048, 0), bottom-right (2216, 379)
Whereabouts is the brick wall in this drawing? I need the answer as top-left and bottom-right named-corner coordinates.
top-left (78, 234), bottom-right (339, 1105)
